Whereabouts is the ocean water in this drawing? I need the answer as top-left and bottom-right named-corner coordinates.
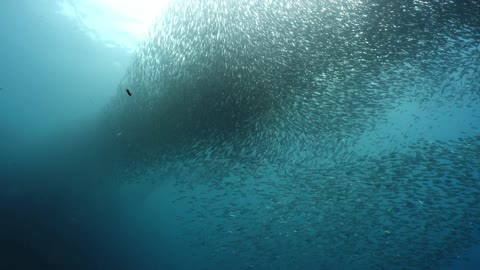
top-left (0, 0), bottom-right (479, 269)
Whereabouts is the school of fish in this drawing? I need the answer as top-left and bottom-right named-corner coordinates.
top-left (99, 0), bottom-right (480, 269)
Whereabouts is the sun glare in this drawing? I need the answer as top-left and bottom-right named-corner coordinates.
top-left (56, 0), bottom-right (169, 52)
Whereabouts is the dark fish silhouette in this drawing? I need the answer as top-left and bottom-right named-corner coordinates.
top-left (126, 89), bottom-right (132, 96)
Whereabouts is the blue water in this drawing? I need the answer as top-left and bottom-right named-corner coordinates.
top-left (1, 1), bottom-right (479, 269)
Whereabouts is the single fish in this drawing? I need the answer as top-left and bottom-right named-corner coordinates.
top-left (126, 88), bottom-right (132, 96)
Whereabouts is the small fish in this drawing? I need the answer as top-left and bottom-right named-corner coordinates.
top-left (126, 88), bottom-right (132, 96)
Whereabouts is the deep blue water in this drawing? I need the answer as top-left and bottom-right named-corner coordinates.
top-left (1, 1), bottom-right (479, 270)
